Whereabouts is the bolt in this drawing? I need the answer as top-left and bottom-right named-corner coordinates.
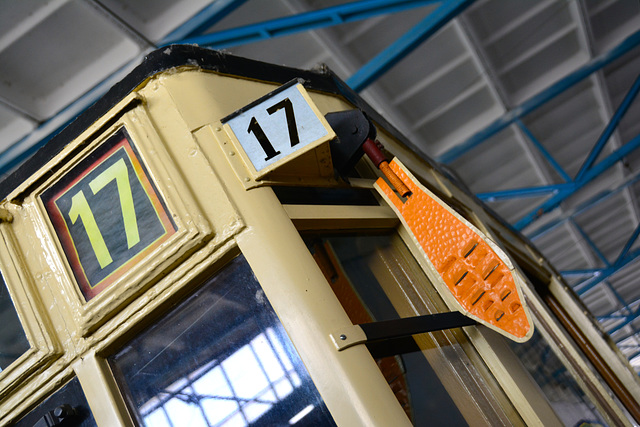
top-left (53, 405), bottom-right (74, 419)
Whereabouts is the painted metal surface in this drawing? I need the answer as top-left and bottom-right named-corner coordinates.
top-left (346, 0), bottom-right (475, 92)
top-left (224, 82), bottom-right (330, 174)
top-left (5, 3), bottom-right (637, 422)
top-left (437, 29), bottom-right (640, 165)
top-left (160, 0), bottom-right (250, 43)
top-left (173, 0), bottom-right (440, 48)
top-left (375, 158), bottom-right (533, 341)
top-left (516, 120), bottom-right (571, 183)
top-left (514, 129), bottom-right (640, 230)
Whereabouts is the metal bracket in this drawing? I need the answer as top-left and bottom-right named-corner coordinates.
top-left (33, 404), bottom-right (76, 427)
top-left (330, 311), bottom-right (477, 351)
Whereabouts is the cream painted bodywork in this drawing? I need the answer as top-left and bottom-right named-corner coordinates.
top-left (0, 66), bottom-right (637, 426)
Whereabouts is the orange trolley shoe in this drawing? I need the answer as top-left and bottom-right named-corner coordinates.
top-left (374, 157), bottom-right (533, 342)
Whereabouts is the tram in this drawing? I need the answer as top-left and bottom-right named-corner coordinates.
top-left (0, 45), bottom-right (639, 426)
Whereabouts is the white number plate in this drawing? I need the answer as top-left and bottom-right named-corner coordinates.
top-left (223, 81), bottom-right (331, 174)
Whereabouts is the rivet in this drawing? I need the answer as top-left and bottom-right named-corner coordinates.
top-left (229, 151), bottom-right (235, 156)
top-left (339, 334), bottom-right (347, 340)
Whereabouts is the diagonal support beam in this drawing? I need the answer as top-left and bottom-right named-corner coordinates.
top-left (561, 268), bottom-right (606, 277)
top-left (607, 310), bottom-right (640, 336)
top-left (346, 0), bottom-right (475, 92)
top-left (576, 73), bottom-right (640, 181)
top-left (615, 220), bottom-right (640, 265)
top-left (438, 29), bottom-right (640, 164)
top-left (161, 0), bottom-right (250, 43)
top-left (172, 0), bottom-right (441, 48)
top-left (477, 183), bottom-right (572, 201)
top-left (514, 131), bottom-right (640, 231)
top-left (516, 120), bottom-right (572, 183)
top-left (570, 218), bottom-right (611, 268)
top-left (574, 248), bottom-right (640, 296)
top-left (528, 171), bottom-right (640, 240)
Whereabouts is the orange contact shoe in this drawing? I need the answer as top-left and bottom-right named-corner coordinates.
top-left (374, 157), bottom-right (533, 342)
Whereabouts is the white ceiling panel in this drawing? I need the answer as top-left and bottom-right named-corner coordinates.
top-left (0, 0), bottom-right (141, 120)
top-left (0, 104), bottom-right (36, 151)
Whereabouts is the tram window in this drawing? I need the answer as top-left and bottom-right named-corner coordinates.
top-left (510, 332), bottom-right (607, 425)
top-left (110, 255), bottom-right (336, 427)
top-left (0, 273), bottom-right (30, 371)
top-left (14, 377), bottom-right (96, 426)
top-left (306, 233), bottom-right (517, 426)
top-left (307, 233), bottom-right (610, 426)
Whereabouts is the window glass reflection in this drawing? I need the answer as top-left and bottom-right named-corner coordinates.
top-left (110, 255), bottom-right (335, 427)
top-left (307, 234), bottom-right (483, 426)
top-left (0, 273), bottom-right (30, 371)
top-left (510, 332), bottom-right (607, 425)
top-left (308, 232), bottom-right (609, 426)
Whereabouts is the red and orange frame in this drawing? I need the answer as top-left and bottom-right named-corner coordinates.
top-left (42, 130), bottom-right (176, 301)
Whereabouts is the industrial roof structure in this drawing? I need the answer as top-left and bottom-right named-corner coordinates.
top-left (1, 0), bottom-right (640, 373)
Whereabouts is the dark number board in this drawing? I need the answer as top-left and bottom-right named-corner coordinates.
top-left (42, 129), bottom-right (176, 301)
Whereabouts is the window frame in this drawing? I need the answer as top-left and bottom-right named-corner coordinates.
top-left (0, 220), bottom-right (60, 397)
top-left (277, 157), bottom-right (632, 425)
top-left (27, 95), bottom-right (214, 335)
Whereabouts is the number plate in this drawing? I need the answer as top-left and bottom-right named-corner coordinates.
top-left (223, 80), bottom-right (332, 175)
top-left (42, 129), bottom-right (176, 301)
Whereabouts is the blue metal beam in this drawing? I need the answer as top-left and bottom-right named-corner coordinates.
top-left (1, 1), bottom-right (442, 176)
top-left (477, 183), bottom-right (572, 202)
top-left (172, 0), bottom-right (441, 48)
top-left (528, 171), bottom-right (640, 240)
top-left (161, 0), bottom-right (250, 43)
top-left (514, 130), bottom-right (640, 231)
top-left (574, 247), bottom-right (640, 296)
top-left (438, 29), bottom-right (640, 164)
top-left (625, 348), bottom-right (640, 362)
top-left (516, 120), bottom-right (571, 183)
top-left (576, 73), bottom-right (640, 181)
top-left (570, 219), bottom-right (611, 267)
top-left (616, 220), bottom-right (640, 265)
top-left (346, 0), bottom-right (475, 92)
top-left (607, 311), bottom-right (640, 335)
top-left (0, 58), bottom-right (143, 175)
top-left (574, 267), bottom-right (617, 296)
top-left (561, 268), bottom-right (605, 277)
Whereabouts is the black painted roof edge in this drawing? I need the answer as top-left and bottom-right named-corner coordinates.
top-left (0, 44), bottom-right (446, 200)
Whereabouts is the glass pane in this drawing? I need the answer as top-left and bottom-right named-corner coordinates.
top-left (14, 377), bottom-right (96, 426)
top-left (110, 255), bottom-right (336, 427)
top-left (306, 233), bottom-right (517, 426)
top-left (0, 273), bottom-right (30, 371)
top-left (510, 332), bottom-right (607, 425)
